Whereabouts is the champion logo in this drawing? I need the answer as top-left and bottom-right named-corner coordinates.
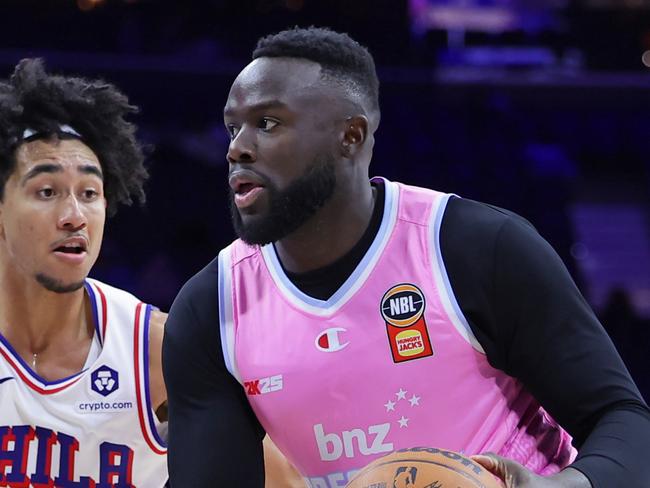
top-left (315, 327), bottom-right (349, 353)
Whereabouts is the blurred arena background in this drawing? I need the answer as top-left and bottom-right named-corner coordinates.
top-left (1, 0), bottom-right (648, 396)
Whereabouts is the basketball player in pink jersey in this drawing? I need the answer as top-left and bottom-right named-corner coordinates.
top-left (0, 59), bottom-right (300, 488)
top-left (163, 27), bottom-right (650, 487)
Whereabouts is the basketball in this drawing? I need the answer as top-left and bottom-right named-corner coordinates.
top-left (346, 447), bottom-right (503, 488)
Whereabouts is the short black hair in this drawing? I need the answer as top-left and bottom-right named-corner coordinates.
top-left (253, 26), bottom-right (380, 117)
top-left (0, 58), bottom-right (147, 215)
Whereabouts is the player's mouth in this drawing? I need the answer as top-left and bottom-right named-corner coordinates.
top-left (229, 172), bottom-right (267, 210)
top-left (51, 236), bottom-right (89, 264)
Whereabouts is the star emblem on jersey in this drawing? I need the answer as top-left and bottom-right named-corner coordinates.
top-left (90, 365), bottom-right (119, 397)
top-left (384, 387), bottom-right (422, 430)
top-left (380, 283), bottom-right (434, 363)
top-left (310, 385), bottom-right (425, 468)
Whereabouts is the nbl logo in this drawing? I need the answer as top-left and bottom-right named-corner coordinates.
top-left (91, 365), bottom-right (119, 397)
top-left (380, 284), bottom-right (425, 326)
top-left (380, 284), bottom-right (434, 363)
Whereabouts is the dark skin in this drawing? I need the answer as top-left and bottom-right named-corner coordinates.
top-left (223, 57), bottom-right (591, 488)
top-left (224, 57), bottom-right (376, 273)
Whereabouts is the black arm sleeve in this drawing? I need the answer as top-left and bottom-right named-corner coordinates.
top-left (441, 197), bottom-right (650, 488)
top-left (162, 258), bottom-right (266, 487)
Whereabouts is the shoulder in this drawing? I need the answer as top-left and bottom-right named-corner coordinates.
top-left (86, 277), bottom-right (144, 305)
top-left (174, 256), bottom-right (220, 307)
top-left (440, 196), bottom-right (545, 269)
top-left (167, 256), bottom-right (220, 327)
top-left (164, 256), bottom-right (221, 354)
top-left (149, 310), bottom-right (166, 349)
top-left (163, 256), bottom-right (231, 391)
top-left (442, 196), bottom-right (537, 243)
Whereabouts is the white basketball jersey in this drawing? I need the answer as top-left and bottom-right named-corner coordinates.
top-left (0, 278), bottom-right (168, 487)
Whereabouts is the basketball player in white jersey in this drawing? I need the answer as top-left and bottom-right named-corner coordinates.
top-left (0, 57), bottom-right (168, 487)
top-left (0, 58), bottom-right (302, 488)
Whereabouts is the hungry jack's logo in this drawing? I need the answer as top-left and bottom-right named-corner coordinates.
top-left (381, 284), bottom-right (434, 363)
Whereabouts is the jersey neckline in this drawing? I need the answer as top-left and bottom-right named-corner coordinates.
top-left (0, 279), bottom-right (106, 393)
top-left (260, 177), bottom-right (399, 316)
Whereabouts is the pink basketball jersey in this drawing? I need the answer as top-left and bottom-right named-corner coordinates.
top-left (218, 178), bottom-right (576, 488)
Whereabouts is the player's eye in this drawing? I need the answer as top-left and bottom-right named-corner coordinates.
top-left (259, 118), bottom-right (279, 132)
top-left (37, 188), bottom-right (55, 199)
top-left (226, 124), bottom-right (240, 140)
top-left (82, 189), bottom-right (99, 200)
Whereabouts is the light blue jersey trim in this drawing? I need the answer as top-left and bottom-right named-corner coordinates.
top-left (217, 246), bottom-right (241, 383)
top-left (430, 194), bottom-right (485, 353)
top-left (261, 177), bottom-right (400, 316)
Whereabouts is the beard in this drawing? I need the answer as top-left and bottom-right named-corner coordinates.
top-left (36, 273), bottom-right (85, 294)
top-left (229, 156), bottom-right (337, 246)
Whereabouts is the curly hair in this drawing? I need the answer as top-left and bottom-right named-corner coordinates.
top-left (253, 26), bottom-right (380, 118)
top-left (0, 58), bottom-right (147, 215)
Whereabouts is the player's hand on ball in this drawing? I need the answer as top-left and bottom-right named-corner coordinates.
top-left (472, 454), bottom-right (591, 488)
top-left (472, 454), bottom-right (546, 487)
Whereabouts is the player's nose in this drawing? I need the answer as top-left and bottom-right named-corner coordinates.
top-left (227, 126), bottom-right (256, 165)
top-left (57, 194), bottom-right (87, 231)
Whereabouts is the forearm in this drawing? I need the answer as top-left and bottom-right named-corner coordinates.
top-left (568, 404), bottom-right (650, 488)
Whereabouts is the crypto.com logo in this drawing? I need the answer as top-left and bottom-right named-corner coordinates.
top-left (91, 365), bottom-right (119, 397)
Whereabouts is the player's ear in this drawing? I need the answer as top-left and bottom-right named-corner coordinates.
top-left (341, 115), bottom-right (368, 158)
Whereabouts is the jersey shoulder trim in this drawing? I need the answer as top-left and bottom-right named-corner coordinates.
top-left (134, 302), bottom-right (167, 454)
top-left (428, 194), bottom-right (485, 353)
top-left (218, 245), bottom-right (242, 384)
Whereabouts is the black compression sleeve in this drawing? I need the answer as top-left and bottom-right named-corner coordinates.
top-left (441, 197), bottom-right (650, 488)
top-left (163, 258), bottom-right (266, 487)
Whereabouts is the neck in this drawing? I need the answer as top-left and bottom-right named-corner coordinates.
top-left (275, 177), bottom-right (376, 274)
top-left (0, 271), bottom-right (90, 355)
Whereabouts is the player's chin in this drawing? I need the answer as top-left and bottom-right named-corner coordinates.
top-left (237, 202), bottom-right (277, 232)
top-left (236, 196), bottom-right (270, 217)
top-left (36, 272), bottom-right (88, 294)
